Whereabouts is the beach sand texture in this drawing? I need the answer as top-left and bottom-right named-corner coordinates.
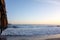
top-left (1, 34), bottom-right (60, 40)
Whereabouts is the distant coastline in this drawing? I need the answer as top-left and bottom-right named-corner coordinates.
top-left (8, 24), bottom-right (60, 27)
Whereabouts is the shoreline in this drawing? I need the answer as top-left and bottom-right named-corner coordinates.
top-left (1, 34), bottom-right (60, 40)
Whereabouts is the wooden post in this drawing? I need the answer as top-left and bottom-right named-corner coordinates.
top-left (0, 0), bottom-right (8, 33)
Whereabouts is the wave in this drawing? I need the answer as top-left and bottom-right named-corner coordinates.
top-left (1, 24), bottom-right (60, 36)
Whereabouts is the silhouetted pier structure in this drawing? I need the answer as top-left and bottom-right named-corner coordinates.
top-left (0, 0), bottom-right (8, 33)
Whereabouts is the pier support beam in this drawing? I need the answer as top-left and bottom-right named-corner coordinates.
top-left (0, 0), bottom-right (8, 33)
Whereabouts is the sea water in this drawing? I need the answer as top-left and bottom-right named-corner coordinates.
top-left (1, 24), bottom-right (60, 36)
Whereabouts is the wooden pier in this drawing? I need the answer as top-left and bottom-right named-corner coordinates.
top-left (0, 0), bottom-right (8, 33)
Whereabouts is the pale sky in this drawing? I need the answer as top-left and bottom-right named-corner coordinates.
top-left (5, 0), bottom-right (60, 24)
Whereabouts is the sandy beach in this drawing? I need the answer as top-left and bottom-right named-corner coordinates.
top-left (1, 34), bottom-right (60, 40)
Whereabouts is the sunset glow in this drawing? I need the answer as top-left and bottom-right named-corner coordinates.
top-left (5, 0), bottom-right (60, 24)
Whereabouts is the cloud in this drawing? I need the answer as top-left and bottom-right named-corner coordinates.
top-left (33, 0), bottom-right (60, 5)
top-left (47, 0), bottom-right (60, 5)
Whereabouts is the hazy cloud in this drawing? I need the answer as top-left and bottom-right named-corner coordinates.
top-left (34, 0), bottom-right (60, 5)
top-left (47, 0), bottom-right (60, 5)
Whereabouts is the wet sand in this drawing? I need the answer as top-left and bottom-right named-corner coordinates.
top-left (46, 38), bottom-right (60, 40)
top-left (1, 34), bottom-right (60, 40)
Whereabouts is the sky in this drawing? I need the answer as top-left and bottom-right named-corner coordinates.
top-left (5, 0), bottom-right (60, 24)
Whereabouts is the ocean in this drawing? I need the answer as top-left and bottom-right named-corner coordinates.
top-left (1, 24), bottom-right (60, 36)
